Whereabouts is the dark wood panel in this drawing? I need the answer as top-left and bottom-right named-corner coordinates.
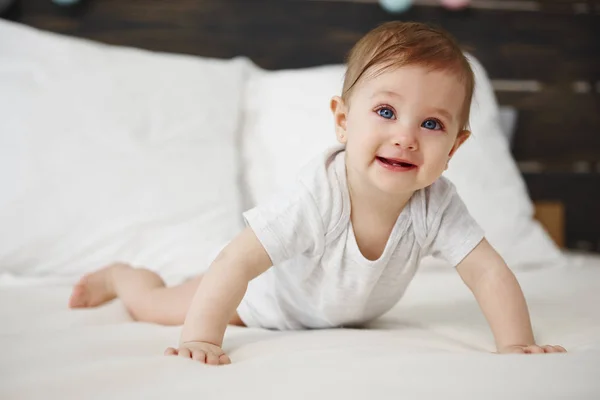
top-left (524, 173), bottom-right (600, 252)
top-left (7, 0), bottom-right (600, 82)
top-left (497, 91), bottom-right (600, 164)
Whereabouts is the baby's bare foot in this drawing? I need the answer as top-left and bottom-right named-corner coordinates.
top-left (68, 263), bottom-right (129, 308)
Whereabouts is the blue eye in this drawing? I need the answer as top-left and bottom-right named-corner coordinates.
top-left (377, 107), bottom-right (395, 120)
top-left (422, 119), bottom-right (442, 130)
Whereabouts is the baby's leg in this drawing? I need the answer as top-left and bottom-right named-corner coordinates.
top-left (69, 263), bottom-right (244, 326)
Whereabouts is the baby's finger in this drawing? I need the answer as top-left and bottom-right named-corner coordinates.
top-left (178, 347), bottom-right (192, 359)
top-left (219, 354), bottom-right (232, 365)
top-left (542, 345), bottom-right (559, 353)
top-left (205, 352), bottom-right (220, 366)
top-left (192, 350), bottom-right (207, 363)
top-left (526, 345), bottom-right (544, 354)
top-left (164, 347), bottom-right (178, 356)
top-left (554, 345), bottom-right (567, 353)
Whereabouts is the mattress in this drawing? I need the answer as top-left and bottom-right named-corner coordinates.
top-left (1, 253), bottom-right (599, 399)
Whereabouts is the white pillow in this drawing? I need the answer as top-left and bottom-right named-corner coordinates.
top-left (0, 21), bottom-right (248, 282)
top-left (240, 57), bottom-right (563, 269)
top-left (498, 106), bottom-right (518, 144)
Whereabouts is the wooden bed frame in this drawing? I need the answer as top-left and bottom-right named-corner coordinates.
top-left (3, 0), bottom-right (598, 251)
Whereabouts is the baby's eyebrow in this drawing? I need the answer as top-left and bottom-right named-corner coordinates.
top-left (431, 108), bottom-right (454, 123)
top-left (371, 90), bottom-right (403, 99)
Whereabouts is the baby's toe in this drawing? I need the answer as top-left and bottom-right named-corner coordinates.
top-left (219, 354), bottom-right (231, 365)
top-left (192, 350), bottom-right (206, 363)
top-left (68, 284), bottom-right (88, 308)
top-left (164, 347), bottom-right (178, 356)
top-left (178, 348), bottom-right (192, 359)
top-left (205, 352), bottom-right (219, 365)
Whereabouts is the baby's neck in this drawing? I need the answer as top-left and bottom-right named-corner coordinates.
top-left (346, 169), bottom-right (414, 221)
top-left (346, 170), bottom-right (414, 261)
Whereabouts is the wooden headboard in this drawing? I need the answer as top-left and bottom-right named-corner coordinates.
top-left (3, 0), bottom-right (599, 251)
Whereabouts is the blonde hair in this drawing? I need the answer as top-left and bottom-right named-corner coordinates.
top-left (342, 21), bottom-right (475, 130)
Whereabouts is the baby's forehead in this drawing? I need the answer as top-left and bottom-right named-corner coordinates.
top-left (363, 64), bottom-right (462, 85)
top-left (359, 66), bottom-right (465, 98)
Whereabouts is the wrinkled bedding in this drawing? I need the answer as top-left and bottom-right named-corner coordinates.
top-left (1, 253), bottom-right (599, 400)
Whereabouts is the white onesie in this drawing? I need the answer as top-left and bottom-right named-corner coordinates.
top-left (237, 147), bottom-right (484, 330)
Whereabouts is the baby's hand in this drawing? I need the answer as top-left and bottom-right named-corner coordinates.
top-left (165, 341), bottom-right (231, 365)
top-left (498, 344), bottom-right (567, 354)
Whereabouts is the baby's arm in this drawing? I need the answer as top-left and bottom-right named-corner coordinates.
top-left (174, 227), bottom-right (272, 364)
top-left (456, 239), bottom-right (566, 354)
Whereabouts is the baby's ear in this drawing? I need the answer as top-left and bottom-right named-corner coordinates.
top-left (330, 96), bottom-right (348, 144)
top-left (448, 129), bottom-right (471, 159)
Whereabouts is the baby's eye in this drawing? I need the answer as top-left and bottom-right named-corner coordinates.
top-left (376, 107), bottom-right (395, 120)
top-left (422, 119), bottom-right (443, 131)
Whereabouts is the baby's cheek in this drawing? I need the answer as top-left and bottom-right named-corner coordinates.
top-left (349, 132), bottom-right (378, 153)
top-left (422, 157), bottom-right (448, 179)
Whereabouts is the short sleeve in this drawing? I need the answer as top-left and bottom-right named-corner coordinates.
top-left (426, 180), bottom-right (485, 267)
top-left (242, 182), bottom-right (325, 266)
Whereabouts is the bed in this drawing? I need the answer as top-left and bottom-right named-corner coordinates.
top-left (1, 254), bottom-right (600, 399)
top-left (1, 3), bottom-right (599, 399)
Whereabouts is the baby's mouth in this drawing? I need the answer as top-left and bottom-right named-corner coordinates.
top-left (376, 156), bottom-right (416, 169)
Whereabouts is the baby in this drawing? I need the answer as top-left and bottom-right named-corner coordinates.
top-left (69, 21), bottom-right (566, 365)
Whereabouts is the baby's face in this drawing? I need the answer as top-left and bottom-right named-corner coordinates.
top-left (333, 65), bottom-right (469, 196)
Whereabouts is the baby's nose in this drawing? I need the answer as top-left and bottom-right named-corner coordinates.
top-left (393, 128), bottom-right (418, 151)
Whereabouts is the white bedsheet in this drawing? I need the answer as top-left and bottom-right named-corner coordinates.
top-left (1, 253), bottom-right (599, 399)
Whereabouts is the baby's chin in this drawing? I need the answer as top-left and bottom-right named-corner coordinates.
top-left (370, 180), bottom-right (422, 197)
top-left (386, 177), bottom-right (442, 196)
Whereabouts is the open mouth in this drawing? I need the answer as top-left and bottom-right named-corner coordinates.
top-left (376, 156), bottom-right (417, 169)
